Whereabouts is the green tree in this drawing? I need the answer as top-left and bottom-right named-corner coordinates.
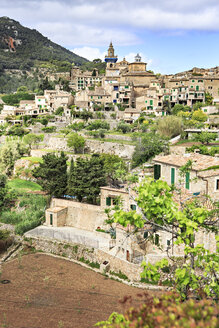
top-left (67, 133), bottom-right (85, 153)
top-left (55, 106), bottom-right (64, 116)
top-left (172, 104), bottom-right (191, 115)
top-left (162, 100), bottom-right (171, 115)
top-left (40, 118), bottom-right (49, 126)
top-left (192, 109), bottom-right (207, 122)
top-left (33, 152), bottom-right (67, 197)
top-left (39, 77), bottom-right (54, 92)
top-left (100, 154), bottom-right (127, 187)
top-left (17, 86), bottom-right (28, 93)
top-left (68, 154), bottom-right (107, 204)
top-left (23, 133), bottom-right (44, 148)
top-left (205, 92), bottom-right (213, 105)
top-left (192, 132), bottom-right (217, 145)
top-left (0, 138), bottom-right (30, 175)
top-left (86, 120), bottom-right (110, 131)
top-left (0, 174), bottom-right (8, 210)
top-left (132, 133), bottom-right (169, 168)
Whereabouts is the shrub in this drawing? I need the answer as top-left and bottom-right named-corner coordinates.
top-left (86, 120), bottom-right (110, 131)
top-left (7, 125), bottom-right (29, 137)
top-left (157, 116), bottom-right (183, 138)
top-left (0, 194), bottom-right (46, 235)
top-left (192, 109), bottom-right (207, 122)
top-left (41, 126), bottom-right (56, 133)
top-left (116, 122), bottom-right (131, 134)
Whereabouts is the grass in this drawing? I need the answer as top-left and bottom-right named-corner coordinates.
top-left (87, 137), bottom-right (135, 145)
top-left (0, 193), bottom-right (46, 235)
top-left (8, 178), bottom-right (42, 192)
top-left (21, 156), bottom-right (43, 164)
top-left (174, 139), bottom-right (198, 145)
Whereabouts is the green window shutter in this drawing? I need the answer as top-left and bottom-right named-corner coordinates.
top-left (171, 168), bottom-right (175, 185)
top-left (162, 111), bottom-right (165, 116)
top-left (106, 197), bottom-right (111, 206)
top-left (196, 86), bottom-right (199, 91)
top-left (130, 204), bottom-right (136, 211)
top-left (185, 172), bottom-right (190, 190)
top-left (154, 164), bottom-right (161, 180)
top-left (155, 234), bottom-right (159, 246)
top-left (204, 109), bottom-right (207, 112)
top-left (150, 100), bottom-right (153, 105)
top-left (50, 214), bottom-right (53, 225)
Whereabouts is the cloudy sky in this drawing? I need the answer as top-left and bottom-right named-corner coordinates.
top-left (1, 0), bottom-right (219, 73)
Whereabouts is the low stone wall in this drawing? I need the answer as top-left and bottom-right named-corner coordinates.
top-left (23, 235), bottom-right (142, 281)
top-left (96, 249), bottom-right (142, 281)
top-left (85, 139), bottom-right (135, 159)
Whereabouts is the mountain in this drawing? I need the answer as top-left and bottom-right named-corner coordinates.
top-left (0, 16), bottom-right (88, 70)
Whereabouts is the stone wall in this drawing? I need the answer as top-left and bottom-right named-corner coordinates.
top-left (85, 139), bottom-right (135, 158)
top-left (23, 235), bottom-right (142, 281)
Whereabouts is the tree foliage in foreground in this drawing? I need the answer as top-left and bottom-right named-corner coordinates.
top-left (107, 178), bottom-right (218, 300)
top-left (33, 152), bottom-right (67, 197)
top-left (96, 292), bottom-right (219, 328)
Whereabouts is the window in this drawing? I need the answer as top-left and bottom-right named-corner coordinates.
top-left (144, 231), bottom-right (148, 239)
top-left (114, 86), bottom-right (118, 90)
top-left (185, 172), bottom-right (190, 190)
top-left (150, 100), bottom-right (153, 105)
top-left (171, 167), bottom-right (175, 185)
top-left (196, 86), bottom-right (199, 91)
top-left (167, 239), bottom-right (171, 246)
top-left (155, 234), bottom-right (159, 246)
top-left (130, 204), bottom-right (136, 211)
top-left (125, 86), bottom-right (129, 89)
top-left (216, 179), bottom-right (219, 190)
top-left (106, 197), bottom-right (111, 206)
top-left (192, 80), bottom-right (195, 82)
top-left (154, 164), bottom-right (161, 180)
top-left (50, 214), bottom-right (53, 225)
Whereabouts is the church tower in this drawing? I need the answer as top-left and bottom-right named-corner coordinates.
top-left (105, 42), bottom-right (118, 64)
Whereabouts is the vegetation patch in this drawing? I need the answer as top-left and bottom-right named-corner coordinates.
top-left (109, 270), bottom-right (128, 280)
top-left (8, 178), bottom-right (42, 192)
top-left (0, 193), bottom-right (46, 235)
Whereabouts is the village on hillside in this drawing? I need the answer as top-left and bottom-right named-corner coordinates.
top-left (0, 42), bottom-right (218, 327)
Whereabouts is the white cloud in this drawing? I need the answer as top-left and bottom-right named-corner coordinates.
top-left (1, 0), bottom-right (219, 50)
top-left (72, 47), bottom-right (106, 61)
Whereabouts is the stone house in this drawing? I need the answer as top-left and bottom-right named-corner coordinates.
top-left (153, 153), bottom-right (219, 201)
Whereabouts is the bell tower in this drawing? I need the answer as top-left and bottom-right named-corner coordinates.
top-left (105, 42), bottom-right (118, 64)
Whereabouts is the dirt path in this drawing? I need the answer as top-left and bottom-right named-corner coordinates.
top-left (0, 253), bottom-right (161, 328)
